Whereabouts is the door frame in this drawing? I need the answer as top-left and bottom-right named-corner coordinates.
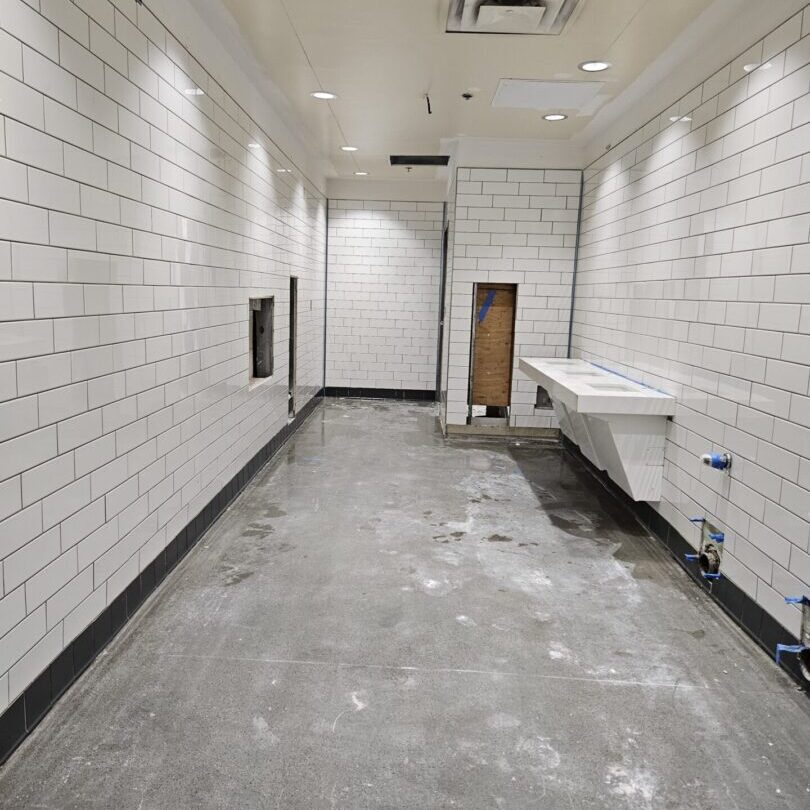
top-left (288, 276), bottom-right (298, 418)
top-left (468, 282), bottom-right (518, 421)
top-left (466, 284), bottom-right (478, 423)
top-left (434, 206), bottom-right (449, 398)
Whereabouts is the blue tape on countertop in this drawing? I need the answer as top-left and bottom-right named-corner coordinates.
top-left (590, 362), bottom-right (672, 397)
top-left (478, 290), bottom-right (496, 323)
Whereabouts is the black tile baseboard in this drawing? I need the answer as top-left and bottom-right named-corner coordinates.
top-left (560, 434), bottom-right (807, 689)
top-left (0, 391), bottom-right (324, 765)
top-left (325, 386), bottom-right (436, 402)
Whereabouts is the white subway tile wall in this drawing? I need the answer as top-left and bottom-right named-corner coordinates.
top-left (574, 9), bottom-right (810, 636)
top-left (0, 0), bottom-right (326, 710)
top-left (327, 200), bottom-right (443, 391)
top-left (445, 168), bottom-right (580, 428)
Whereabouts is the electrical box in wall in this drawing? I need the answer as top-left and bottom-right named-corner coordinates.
top-left (250, 297), bottom-right (274, 378)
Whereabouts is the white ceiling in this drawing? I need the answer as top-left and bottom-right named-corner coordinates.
top-left (215, 0), bottom-right (717, 179)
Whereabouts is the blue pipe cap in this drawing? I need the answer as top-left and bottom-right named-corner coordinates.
top-left (701, 452), bottom-right (731, 470)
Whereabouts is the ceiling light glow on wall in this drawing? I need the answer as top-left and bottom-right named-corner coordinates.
top-left (354, 171), bottom-right (368, 176)
top-left (248, 143), bottom-right (261, 149)
top-left (743, 61), bottom-right (772, 73)
top-left (276, 168), bottom-right (291, 173)
top-left (579, 60), bottom-right (611, 72)
top-left (341, 146), bottom-right (358, 152)
top-left (669, 116), bottom-right (692, 122)
top-left (184, 88), bottom-right (204, 96)
top-left (543, 113), bottom-right (567, 121)
top-left (310, 91), bottom-right (337, 100)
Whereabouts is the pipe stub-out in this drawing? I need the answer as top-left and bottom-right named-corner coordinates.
top-left (799, 649), bottom-right (810, 681)
top-left (699, 545), bottom-right (721, 576)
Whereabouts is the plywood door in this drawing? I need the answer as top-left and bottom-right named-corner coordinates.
top-left (471, 284), bottom-right (516, 407)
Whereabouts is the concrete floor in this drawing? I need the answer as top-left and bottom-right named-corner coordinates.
top-left (1, 399), bottom-right (809, 809)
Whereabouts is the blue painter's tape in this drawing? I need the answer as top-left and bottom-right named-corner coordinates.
top-left (478, 290), bottom-right (496, 323)
top-left (776, 643), bottom-right (806, 666)
top-left (590, 362), bottom-right (672, 397)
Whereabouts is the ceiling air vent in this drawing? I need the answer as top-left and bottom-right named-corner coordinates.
top-left (390, 155), bottom-right (450, 166)
top-left (446, 0), bottom-right (582, 35)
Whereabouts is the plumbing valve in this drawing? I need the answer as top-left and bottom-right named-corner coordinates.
top-left (700, 452), bottom-right (732, 471)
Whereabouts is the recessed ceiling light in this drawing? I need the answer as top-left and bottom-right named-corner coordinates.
top-left (743, 61), bottom-right (772, 73)
top-left (354, 171), bottom-right (368, 176)
top-left (341, 146), bottom-right (358, 152)
top-left (184, 88), bottom-right (204, 96)
top-left (543, 113), bottom-right (567, 121)
top-left (310, 91), bottom-right (337, 100)
top-left (669, 115), bottom-right (692, 122)
top-left (579, 60), bottom-right (611, 72)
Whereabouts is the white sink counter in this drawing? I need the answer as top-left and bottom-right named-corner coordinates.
top-left (518, 358), bottom-right (676, 416)
top-left (518, 357), bottom-right (676, 502)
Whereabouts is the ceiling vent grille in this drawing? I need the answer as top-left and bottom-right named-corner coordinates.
top-left (390, 155), bottom-right (450, 166)
top-left (446, 0), bottom-right (582, 35)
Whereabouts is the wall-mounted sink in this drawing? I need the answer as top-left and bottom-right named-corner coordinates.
top-left (518, 357), bottom-right (676, 501)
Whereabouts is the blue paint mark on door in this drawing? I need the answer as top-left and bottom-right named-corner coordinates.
top-left (477, 289), bottom-right (496, 323)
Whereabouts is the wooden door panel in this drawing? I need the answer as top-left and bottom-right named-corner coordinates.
top-left (471, 284), bottom-right (516, 407)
